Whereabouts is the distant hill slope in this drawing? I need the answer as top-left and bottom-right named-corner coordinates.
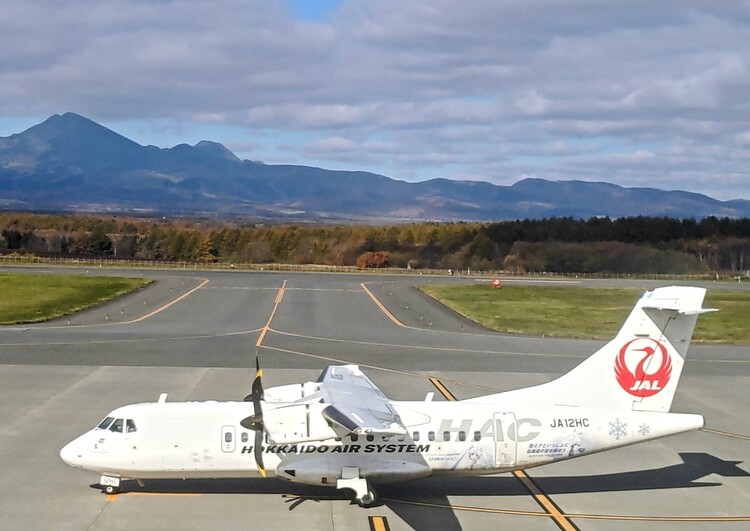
top-left (1, 113), bottom-right (748, 220)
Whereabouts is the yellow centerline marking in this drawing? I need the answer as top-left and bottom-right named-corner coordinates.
top-left (368, 515), bottom-right (391, 531)
top-left (257, 280), bottom-right (287, 347)
top-left (428, 377), bottom-right (578, 531)
top-left (360, 283), bottom-right (405, 328)
top-left (127, 278), bottom-right (210, 323)
top-left (428, 377), bottom-right (457, 400)
top-left (512, 470), bottom-right (578, 530)
top-left (700, 427), bottom-right (750, 441)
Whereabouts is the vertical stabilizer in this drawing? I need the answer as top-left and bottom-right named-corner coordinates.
top-left (542, 286), bottom-right (715, 412)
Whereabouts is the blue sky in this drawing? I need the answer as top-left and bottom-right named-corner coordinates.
top-left (1, 0), bottom-right (748, 200)
top-left (288, 0), bottom-right (340, 21)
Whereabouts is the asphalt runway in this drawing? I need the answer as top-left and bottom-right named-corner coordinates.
top-left (1, 266), bottom-right (749, 530)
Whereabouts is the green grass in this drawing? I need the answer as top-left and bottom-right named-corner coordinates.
top-left (0, 274), bottom-right (152, 324)
top-left (419, 284), bottom-right (750, 344)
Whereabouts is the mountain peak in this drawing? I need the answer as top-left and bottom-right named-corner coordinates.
top-left (194, 140), bottom-right (241, 162)
top-left (0, 113), bottom-right (142, 173)
top-left (1, 114), bottom-right (748, 220)
top-left (19, 112), bottom-right (138, 148)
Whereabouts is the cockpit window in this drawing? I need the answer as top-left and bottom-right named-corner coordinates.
top-left (126, 419), bottom-right (137, 433)
top-left (97, 417), bottom-right (114, 430)
top-left (110, 418), bottom-right (124, 433)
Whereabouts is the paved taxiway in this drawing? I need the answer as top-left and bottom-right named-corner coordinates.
top-left (1, 267), bottom-right (749, 530)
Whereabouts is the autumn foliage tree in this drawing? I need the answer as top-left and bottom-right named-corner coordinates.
top-left (1, 213), bottom-right (749, 275)
top-left (356, 251), bottom-right (389, 269)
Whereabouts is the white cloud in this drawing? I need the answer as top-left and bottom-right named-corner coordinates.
top-left (0, 0), bottom-right (749, 199)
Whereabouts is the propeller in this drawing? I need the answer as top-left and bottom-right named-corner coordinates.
top-left (241, 355), bottom-right (266, 477)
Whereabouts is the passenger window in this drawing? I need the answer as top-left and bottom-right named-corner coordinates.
top-left (428, 431), bottom-right (435, 441)
top-left (458, 431), bottom-right (466, 442)
top-left (474, 431), bottom-right (481, 441)
top-left (397, 434), bottom-right (405, 442)
top-left (110, 418), bottom-right (123, 433)
top-left (366, 435), bottom-right (374, 442)
top-left (413, 431), bottom-right (420, 441)
top-left (97, 417), bottom-right (114, 430)
top-left (241, 433), bottom-right (248, 443)
top-left (351, 435), bottom-right (358, 442)
top-left (225, 432), bottom-right (233, 443)
top-left (126, 419), bottom-right (137, 433)
top-left (443, 431), bottom-right (451, 441)
top-left (381, 436), bottom-right (390, 442)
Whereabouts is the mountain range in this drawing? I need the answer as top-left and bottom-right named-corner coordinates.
top-left (1, 112), bottom-right (748, 221)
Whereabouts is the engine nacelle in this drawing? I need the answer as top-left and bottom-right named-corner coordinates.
top-left (264, 382), bottom-right (321, 402)
top-left (264, 403), bottom-right (338, 444)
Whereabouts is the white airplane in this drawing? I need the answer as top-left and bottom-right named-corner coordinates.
top-left (61, 286), bottom-right (715, 506)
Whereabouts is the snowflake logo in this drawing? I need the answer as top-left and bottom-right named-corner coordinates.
top-left (609, 418), bottom-right (628, 440)
top-left (639, 423), bottom-right (650, 436)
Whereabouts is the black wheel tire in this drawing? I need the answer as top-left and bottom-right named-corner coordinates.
top-left (357, 490), bottom-right (377, 507)
top-left (103, 485), bottom-right (120, 495)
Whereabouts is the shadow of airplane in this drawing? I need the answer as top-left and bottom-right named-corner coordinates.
top-left (93, 453), bottom-right (748, 531)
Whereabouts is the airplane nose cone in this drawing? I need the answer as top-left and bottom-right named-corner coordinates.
top-left (60, 441), bottom-right (83, 468)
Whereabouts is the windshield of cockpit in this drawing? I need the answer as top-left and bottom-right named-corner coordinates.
top-left (96, 416), bottom-right (137, 433)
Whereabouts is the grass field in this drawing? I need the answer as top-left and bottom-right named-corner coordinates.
top-left (0, 274), bottom-right (152, 324)
top-left (419, 284), bottom-right (750, 344)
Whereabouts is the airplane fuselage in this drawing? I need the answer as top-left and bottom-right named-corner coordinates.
top-left (61, 398), bottom-right (702, 485)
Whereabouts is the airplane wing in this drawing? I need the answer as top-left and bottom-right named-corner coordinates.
top-left (315, 365), bottom-right (406, 437)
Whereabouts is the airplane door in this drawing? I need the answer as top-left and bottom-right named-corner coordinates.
top-left (221, 425), bottom-right (236, 453)
top-left (494, 412), bottom-right (516, 467)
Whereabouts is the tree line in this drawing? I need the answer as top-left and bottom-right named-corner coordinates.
top-left (1, 213), bottom-right (749, 275)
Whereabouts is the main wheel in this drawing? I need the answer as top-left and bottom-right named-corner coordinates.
top-left (357, 489), bottom-right (377, 507)
top-left (102, 485), bottom-right (120, 495)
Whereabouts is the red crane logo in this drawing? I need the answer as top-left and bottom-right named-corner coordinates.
top-left (615, 338), bottom-right (672, 397)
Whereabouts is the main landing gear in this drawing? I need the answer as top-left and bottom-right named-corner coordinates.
top-left (337, 467), bottom-right (378, 507)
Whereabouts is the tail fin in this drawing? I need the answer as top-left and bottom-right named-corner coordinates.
top-left (544, 286), bottom-right (716, 412)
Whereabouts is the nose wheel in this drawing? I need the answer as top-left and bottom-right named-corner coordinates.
top-left (100, 475), bottom-right (121, 495)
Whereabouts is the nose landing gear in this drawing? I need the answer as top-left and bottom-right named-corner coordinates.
top-left (99, 475), bottom-right (121, 495)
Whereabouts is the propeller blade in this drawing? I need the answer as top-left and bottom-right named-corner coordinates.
top-left (244, 355), bottom-right (264, 401)
top-left (255, 429), bottom-right (266, 478)
top-left (242, 355), bottom-right (266, 477)
top-left (252, 355), bottom-right (264, 401)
